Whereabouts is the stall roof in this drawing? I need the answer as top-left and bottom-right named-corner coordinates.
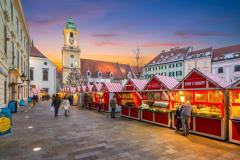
top-left (123, 79), bottom-right (148, 91)
top-left (92, 83), bottom-right (103, 92)
top-left (175, 68), bottom-right (228, 89)
top-left (101, 82), bottom-right (122, 92)
top-left (81, 85), bottom-right (86, 92)
top-left (144, 75), bottom-right (179, 90)
top-left (86, 84), bottom-right (93, 92)
top-left (227, 78), bottom-right (240, 89)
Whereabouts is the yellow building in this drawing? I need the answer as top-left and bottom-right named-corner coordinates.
top-left (0, 0), bottom-right (31, 107)
top-left (62, 17), bottom-right (81, 86)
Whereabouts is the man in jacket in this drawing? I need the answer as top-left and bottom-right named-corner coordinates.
top-left (52, 94), bottom-right (61, 117)
top-left (181, 101), bottom-right (192, 136)
top-left (110, 95), bottom-right (117, 118)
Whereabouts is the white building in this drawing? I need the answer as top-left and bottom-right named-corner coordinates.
top-left (184, 47), bottom-right (212, 76)
top-left (0, 0), bottom-right (31, 107)
top-left (212, 44), bottom-right (240, 83)
top-left (30, 44), bottom-right (57, 97)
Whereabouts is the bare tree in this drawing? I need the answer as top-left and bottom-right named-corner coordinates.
top-left (133, 46), bottom-right (142, 78)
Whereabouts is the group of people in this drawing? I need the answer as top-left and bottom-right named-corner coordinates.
top-left (175, 101), bottom-right (192, 136)
top-left (51, 94), bottom-right (71, 117)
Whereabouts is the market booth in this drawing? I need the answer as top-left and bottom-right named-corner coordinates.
top-left (92, 83), bottom-right (103, 110)
top-left (140, 75), bottom-right (178, 127)
top-left (121, 79), bottom-right (148, 120)
top-left (100, 82), bottom-right (122, 112)
top-left (174, 68), bottom-right (228, 140)
top-left (228, 79), bottom-right (240, 144)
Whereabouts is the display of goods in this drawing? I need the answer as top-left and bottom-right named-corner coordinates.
top-left (153, 101), bottom-right (168, 108)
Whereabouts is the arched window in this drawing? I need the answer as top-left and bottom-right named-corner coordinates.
top-left (110, 72), bottom-right (113, 79)
top-left (98, 71), bottom-right (102, 78)
top-left (70, 32), bottom-right (73, 38)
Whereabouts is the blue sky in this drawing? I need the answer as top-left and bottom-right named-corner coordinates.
top-left (22, 0), bottom-right (240, 67)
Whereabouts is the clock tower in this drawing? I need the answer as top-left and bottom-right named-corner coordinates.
top-left (62, 16), bottom-right (81, 86)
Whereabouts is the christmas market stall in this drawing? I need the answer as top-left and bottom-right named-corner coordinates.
top-left (228, 79), bottom-right (240, 144)
top-left (173, 68), bottom-right (228, 140)
top-left (92, 83), bottom-right (103, 110)
top-left (121, 79), bottom-right (148, 120)
top-left (140, 75), bottom-right (178, 127)
top-left (100, 82), bottom-right (122, 112)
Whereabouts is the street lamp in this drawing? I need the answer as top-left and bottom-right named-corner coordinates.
top-left (20, 73), bottom-right (27, 82)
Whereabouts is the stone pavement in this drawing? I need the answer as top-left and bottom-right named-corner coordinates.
top-left (0, 101), bottom-right (240, 160)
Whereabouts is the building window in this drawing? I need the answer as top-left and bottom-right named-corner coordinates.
top-left (169, 72), bottom-right (175, 77)
top-left (44, 62), bottom-right (47, 65)
top-left (4, 81), bottom-right (7, 104)
top-left (16, 17), bottom-right (19, 34)
top-left (86, 70), bottom-right (91, 77)
top-left (169, 64), bottom-right (171, 68)
top-left (30, 68), bottom-right (34, 80)
top-left (234, 65), bottom-right (240, 72)
top-left (42, 69), bottom-right (49, 81)
top-left (4, 25), bottom-right (7, 56)
top-left (176, 71), bottom-right (182, 76)
top-left (176, 63), bottom-right (178, 67)
top-left (11, 2), bottom-right (13, 22)
top-left (98, 71), bottom-right (102, 78)
top-left (218, 67), bottom-right (223, 73)
top-left (12, 42), bottom-right (14, 64)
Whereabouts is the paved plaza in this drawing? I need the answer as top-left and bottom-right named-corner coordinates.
top-left (0, 102), bottom-right (240, 160)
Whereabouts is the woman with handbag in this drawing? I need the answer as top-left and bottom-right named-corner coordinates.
top-left (62, 96), bottom-right (70, 117)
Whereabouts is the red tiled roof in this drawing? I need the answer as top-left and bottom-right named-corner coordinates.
top-left (212, 44), bottom-right (240, 61)
top-left (186, 47), bottom-right (212, 59)
top-left (30, 45), bottom-right (46, 58)
top-left (147, 47), bottom-right (190, 65)
top-left (81, 59), bottom-right (135, 80)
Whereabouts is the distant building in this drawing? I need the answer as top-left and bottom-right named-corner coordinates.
top-left (30, 44), bottom-right (57, 96)
top-left (143, 47), bottom-right (191, 81)
top-left (0, 0), bottom-right (31, 107)
top-left (80, 59), bottom-right (136, 86)
top-left (184, 47), bottom-right (212, 76)
top-left (212, 44), bottom-right (240, 83)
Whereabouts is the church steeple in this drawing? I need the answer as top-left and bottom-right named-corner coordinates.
top-left (63, 16), bottom-right (79, 48)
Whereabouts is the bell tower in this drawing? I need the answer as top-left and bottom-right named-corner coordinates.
top-left (62, 16), bottom-right (81, 86)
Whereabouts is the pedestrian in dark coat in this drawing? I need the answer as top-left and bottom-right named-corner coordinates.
top-left (175, 105), bottom-right (182, 133)
top-left (52, 94), bottom-right (61, 117)
top-left (110, 95), bottom-right (117, 118)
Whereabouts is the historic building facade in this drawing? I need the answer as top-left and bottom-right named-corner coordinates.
top-left (30, 44), bottom-right (57, 97)
top-left (143, 47), bottom-right (190, 81)
top-left (0, 0), bottom-right (30, 107)
top-left (62, 17), bottom-right (81, 86)
top-left (212, 44), bottom-right (240, 83)
top-left (184, 47), bottom-right (212, 76)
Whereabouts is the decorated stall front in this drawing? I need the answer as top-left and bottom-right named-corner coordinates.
top-left (140, 75), bottom-right (178, 127)
top-left (228, 79), bottom-right (240, 144)
top-left (174, 68), bottom-right (228, 140)
top-left (100, 82), bottom-right (122, 112)
top-left (92, 83), bottom-right (103, 110)
top-left (121, 79), bottom-right (148, 120)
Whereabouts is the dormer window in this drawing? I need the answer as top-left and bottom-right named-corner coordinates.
top-left (110, 72), bottom-right (113, 79)
top-left (98, 71), bottom-right (102, 78)
top-left (152, 60), bottom-right (155, 64)
top-left (86, 70), bottom-right (91, 77)
top-left (127, 72), bottom-right (132, 79)
top-left (218, 56), bottom-right (224, 60)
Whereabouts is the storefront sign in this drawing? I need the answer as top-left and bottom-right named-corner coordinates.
top-left (0, 108), bottom-right (12, 136)
top-left (184, 79), bottom-right (206, 88)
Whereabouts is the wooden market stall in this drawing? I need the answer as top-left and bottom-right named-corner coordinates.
top-left (100, 82), bottom-right (122, 112)
top-left (140, 75), bottom-right (178, 127)
top-left (228, 79), bottom-right (240, 144)
top-left (121, 79), bottom-right (148, 120)
top-left (92, 83), bottom-right (103, 110)
top-left (173, 68), bottom-right (228, 140)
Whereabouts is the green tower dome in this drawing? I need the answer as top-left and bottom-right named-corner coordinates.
top-left (65, 16), bottom-right (77, 31)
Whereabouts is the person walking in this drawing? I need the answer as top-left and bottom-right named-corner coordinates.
top-left (110, 95), bottom-right (117, 118)
top-left (97, 97), bottom-right (102, 112)
top-left (52, 94), bottom-right (61, 117)
top-left (62, 96), bottom-right (70, 117)
top-left (181, 101), bottom-right (192, 136)
top-left (175, 105), bottom-right (183, 133)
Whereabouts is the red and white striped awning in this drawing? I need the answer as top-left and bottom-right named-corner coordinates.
top-left (103, 82), bottom-right (122, 92)
top-left (130, 79), bottom-right (148, 91)
top-left (93, 83), bottom-right (103, 92)
top-left (155, 75), bottom-right (179, 90)
top-left (81, 85), bottom-right (86, 92)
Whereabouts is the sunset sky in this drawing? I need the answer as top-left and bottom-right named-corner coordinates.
top-left (22, 0), bottom-right (240, 69)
